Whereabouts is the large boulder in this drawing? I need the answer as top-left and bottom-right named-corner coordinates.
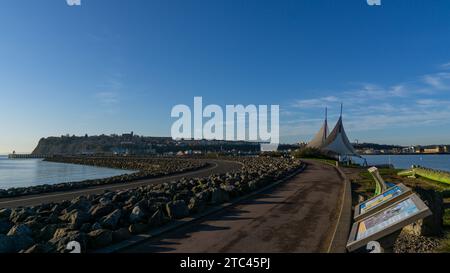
top-left (91, 222), bottom-right (102, 231)
top-left (24, 219), bottom-right (44, 233)
top-left (0, 234), bottom-right (13, 252)
top-left (7, 224), bottom-right (32, 237)
top-left (39, 225), bottom-right (59, 241)
top-left (51, 204), bottom-right (63, 214)
top-left (51, 228), bottom-right (71, 241)
top-left (166, 200), bottom-right (189, 219)
top-left (112, 228), bottom-right (131, 243)
top-left (24, 243), bottom-right (56, 253)
top-left (8, 235), bottom-right (35, 252)
top-left (0, 208), bottom-right (12, 219)
top-left (9, 208), bottom-right (33, 223)
top-left (100, 209), bottom-right (122, 229)
top-left (88, 229), bottom-right (113, 249)
top-left (196, 190), bottom-right (211, 202)
top-left (50, 230), bottom-right (87, 253)
top-left (210, 187), bottom-right (230, 205)
top-left (89, 204), bottom-right (114, 219)
top-left (0, 219), bottom-right (13, 234)
top-left (60, 210), bottom-right (90, 228)
top-left (80, 223), bottom-right (92, 233)
top-left (128, 223), bottom-right (148, 235)
top-left (148, 210), bottom-right (166, 228)
top-left (403, 188), bottom-right (444, 237)
top-left (188, 197), bottom-right (206, 214)
top-left (99, 197), bottom-right (112, 206)
top-left (66, 196), bottom-right (92, 213)
top-left (47, 212), bottom-right (60, 224)
top-left (129, 206), bottom-right (145, 223)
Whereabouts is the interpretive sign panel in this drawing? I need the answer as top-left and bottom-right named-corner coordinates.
top-left (347, 194), bottom-right (431, 252)
top-left (354, 183), bottom-right (412, 221)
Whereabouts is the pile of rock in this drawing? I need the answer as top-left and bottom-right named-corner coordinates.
top-left (0, 157), bottom-right (302, 253)
top-left (394, 230), bottom-right (441, 253)
top-left (395, 187), bottom-right (444, 253)
top-left (0, 158), bottom-right (207, 199)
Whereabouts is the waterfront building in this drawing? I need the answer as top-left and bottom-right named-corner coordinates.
top-left (308, 105), bottom-right (360, 158)
top-left (423, 146), bottom-right (445, 154)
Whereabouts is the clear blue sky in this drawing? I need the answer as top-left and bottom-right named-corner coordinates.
top-left (1, 0), bottom-right (450, 153)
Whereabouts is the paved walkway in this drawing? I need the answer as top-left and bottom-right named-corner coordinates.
top-left (123, 160), bottom-right (347, 253)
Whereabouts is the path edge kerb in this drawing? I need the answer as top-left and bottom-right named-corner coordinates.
top-left (96, 163), bottom-right (307, 253)
top-left (327, 165), bottom-right (352, 253)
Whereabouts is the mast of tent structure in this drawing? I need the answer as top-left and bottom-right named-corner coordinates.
top-left (324, 107), bottom-right (328, 141)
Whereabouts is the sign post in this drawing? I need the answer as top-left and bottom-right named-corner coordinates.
top-left (368, 167), bottom-right (388, 195)
top-left (347, 167), bottom-right (432, 253)
top-left (347, 194), bottom-right (431, 252)
top-left (354, 183), bottom-right (412, 221)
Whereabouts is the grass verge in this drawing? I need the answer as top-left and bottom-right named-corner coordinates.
top-left (347, 166), bottom-right (450, 253)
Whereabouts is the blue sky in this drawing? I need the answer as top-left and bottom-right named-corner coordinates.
top-left (1, 0), bottom-right (450, 153)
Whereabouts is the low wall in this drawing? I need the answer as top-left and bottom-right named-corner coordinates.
top-left (398, 167), bottom-right (450, 185)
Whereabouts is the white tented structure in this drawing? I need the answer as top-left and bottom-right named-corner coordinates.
top-left (308, 105), bottom-right (361, 159)
top-left (307, 108), bottom-right (329, 149)
top-left (322, 115), bottom-right (360, 158)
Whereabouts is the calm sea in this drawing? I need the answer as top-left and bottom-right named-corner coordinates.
top-left (362, 154), bottom-right (450, 172)
top-left (0, 155), bottom-right (135, 190)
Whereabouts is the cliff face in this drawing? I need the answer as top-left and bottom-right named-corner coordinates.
top-left (32, 136), bottom-right (113, 155)
top-left (32, 134), bottom-right (178, 155)
top-left (31, 134), bottom-right (263, 155)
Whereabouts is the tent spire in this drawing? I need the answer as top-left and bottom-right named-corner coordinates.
top-left (307, 107), bottom-right (329, 149)
top-left (340, 103), bottom-right (343, 117)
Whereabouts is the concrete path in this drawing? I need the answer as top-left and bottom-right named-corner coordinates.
top-left (123, 160), bottom-right (347, 253)
top-left (0, 160), bottom-right (242, 209)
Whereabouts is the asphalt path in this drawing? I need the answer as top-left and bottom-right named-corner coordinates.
top-left (0, 160), bottom-right (242, 209)
top-left (123, 160), bottom-right (346, 253)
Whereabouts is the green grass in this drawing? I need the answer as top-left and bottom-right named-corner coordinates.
top-left (399, 167), bottom-right (450, 185)
top-left (436, 207), bottom-right (450, 252)
top-left (351, 167), bottom-right (450, 198)
top-left (358, 168), bottom-right (402, 195)
top-left (350, 170), bottom-right (376, 201)
top-left (350, 167), bottom-right (450, 253)
top-left (438, 234), bottom-right (450, 252)
top-left (444, 207), bottom-right (450, 227)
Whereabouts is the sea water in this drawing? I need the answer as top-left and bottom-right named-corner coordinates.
top-left (0, 155), bottom-right (135, 190)
top-left (363, 154), bottom-right (450, 172)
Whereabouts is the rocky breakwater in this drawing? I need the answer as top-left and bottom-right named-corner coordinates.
top-left (0, 157), bottom-right (302, 253)
top-left (0, 157), bottom-right (207, 199)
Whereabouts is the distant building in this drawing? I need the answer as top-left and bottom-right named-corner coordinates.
top-left (111, 147), bottom-right (129, 155)
top-left (414, 146), bottom-right (424, 154)
top-left (423, 146), bottom-right (444, 154)
top-left (402, 146), bottom-right (415, 153)
top-left (122, 131), bottom-right (134, 140)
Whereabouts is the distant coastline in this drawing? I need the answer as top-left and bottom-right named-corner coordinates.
top-left (362, 152), bottom-right (450, 156)
top-left (363, 154), bottom-right (450, 172)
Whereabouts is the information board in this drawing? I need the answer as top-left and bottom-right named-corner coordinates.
top-left (354, 183), bottom-right (412, 221)
top-left (357, 198), bottom-right (418, 240)
top-left (347, 194), bottom-right (431, 252)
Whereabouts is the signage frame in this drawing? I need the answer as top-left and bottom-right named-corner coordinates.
top-left (347, 194), bottom-right (431, 252)
top-left (354, 183), bottom-right (412, 221)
